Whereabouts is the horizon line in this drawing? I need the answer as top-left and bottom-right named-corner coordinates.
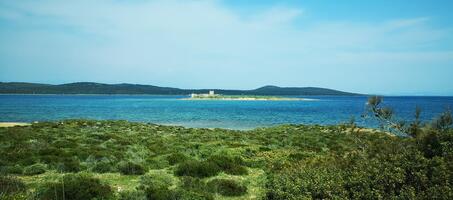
top-left (1, 81), bottom-right (453, 96)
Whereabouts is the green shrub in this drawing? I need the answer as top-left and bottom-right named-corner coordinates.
top-left (23, 163), bottom-right (47, 175)
top-left (146, 156), bottom-right (169, 169)
top-left (180, 176), bottom-right (206, 192)
top-left (33, 173), bottom-right (112, 200)
top-left (288, 152), bottom-right (313, 161)
top-left (207, 179), bottom-right (247, 197)
top-left (265, 144), bottom-right (453, 200)
top-left (178, 177), bottom-right (216, 199)
top-left (259, 146), bottom-right (272, 151)
top-left (138, 172), bottom-right (174, 191)
top-left (143, 186), bottom-right (173, 200)
top-left (174, 160), bottom-right (220, 178)
top-left (175, 189), bottom-right (214, 200)
top-left (138, 174), bottom-right (174, 200)
top-left (138, 172), bottom-right (212, 200)
top-left (0, 175), bottom-right (27, 195)
top-left (225, 165), bottom-right (248, 175)
top-left (91, 160), bottom-right (115, 173)
top-left (56, 157), bottom-right (81, 172)
top-left (207, 155), bottom-right (248, 175)
top-left (118, 190), bottom-right (146, 200)
top-left (167, 152), bottom-right (189, 165)
top-left (0, 165), bottom-right (23, 174)
top-left (144, 188), bottom-right (213, 200)
top-left (118, 161), bottom-right (146, 175)
top-left (265, 166), bottom-right (348, 199)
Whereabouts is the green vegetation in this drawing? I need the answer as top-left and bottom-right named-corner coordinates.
top-left (0, 175), bottom-right (27, 197)
top-left (207, 155), bottom-right (248, 175)
top-left (207, 179), bottom-right (248, 196)
top-left (118, 161), bottom-right (146, 175)
top-left (33, 173), bottom-right (112, 200)
top-left (166, 152), bottom-right (189, 166)
top-left (175, 160), bottom-right (221, 178)
top-left (22, 163), bottom-right (47, 175)
top-left (0, 82), bottom-right (359, 95)
top-left (0, 97), bottom-right (452, 199)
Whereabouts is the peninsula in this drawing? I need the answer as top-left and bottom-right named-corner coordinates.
top-left (183, 90), bottom-right (315, 101)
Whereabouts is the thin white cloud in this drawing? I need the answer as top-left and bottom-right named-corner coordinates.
top-left (386, 17), bottom-right (430, 29)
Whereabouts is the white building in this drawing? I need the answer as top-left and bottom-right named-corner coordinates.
top-left (191, 90), bottom-right (216, 98)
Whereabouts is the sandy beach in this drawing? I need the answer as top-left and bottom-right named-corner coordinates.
top-left (182, 97), bottom-right (318, 101)
top-left (0, 122), bottom-right (31, 127)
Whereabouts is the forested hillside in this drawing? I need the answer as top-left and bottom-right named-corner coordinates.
top-left (0, 82), bottom-right (360, 95)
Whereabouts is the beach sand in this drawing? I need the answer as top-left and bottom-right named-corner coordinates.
top-left (182, 97), bottom-right (318, 101)
top-left (0, 122), bottom-right (31, 127)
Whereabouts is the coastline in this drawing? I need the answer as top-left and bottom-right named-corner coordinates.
top-left (0, 122), bottom-right (31, 127)
top-left (0, 93), bottom-right (187, 96)
top-left (181, 97), bottom-right (318, 101)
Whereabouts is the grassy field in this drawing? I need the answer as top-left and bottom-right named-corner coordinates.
top-left (1, 118), bottom-right (452, 199)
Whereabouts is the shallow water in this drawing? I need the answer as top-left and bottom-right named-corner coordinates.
top-left (0, 95), bottom-right (452, 129)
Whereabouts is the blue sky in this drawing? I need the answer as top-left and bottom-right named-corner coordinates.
top-left (1, 0), bottom-right (453, 95)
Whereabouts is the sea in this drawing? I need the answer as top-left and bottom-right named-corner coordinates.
top-left (1, 95), bottom-right (452, 130)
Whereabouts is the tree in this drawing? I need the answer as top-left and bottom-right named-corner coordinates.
top-left (365, 96), bottom-right (403, 135)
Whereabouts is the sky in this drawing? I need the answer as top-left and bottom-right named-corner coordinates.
top-left (1, 0), bottom-right (453, 95)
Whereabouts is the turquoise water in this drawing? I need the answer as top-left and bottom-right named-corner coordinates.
top-left (1, 95), bottom-right (452, 129)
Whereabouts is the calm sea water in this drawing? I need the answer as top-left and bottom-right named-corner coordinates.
top-left (1, 95), bottom-right (452, 129)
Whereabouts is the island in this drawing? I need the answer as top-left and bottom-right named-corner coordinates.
top-left (182, 90), bottom-right (316, 101)
top-left (0, 82), bottom-right (361, 96)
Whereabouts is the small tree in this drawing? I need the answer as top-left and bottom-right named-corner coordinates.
top-left (365, 96), bottom-right (452, 138)
top-left (365, 96), bottom-right (404, 135)
top-left (407, 106), bottom-right (422, 137)
top-left (431, 109), bottom-right (453, 131)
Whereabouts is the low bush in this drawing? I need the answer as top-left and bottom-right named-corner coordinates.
top-left (178, 177), bottom-right (216, 199)
top-left (0, 165), bottom-right (23, 174)
top-left (146, 156), bottom-right (169, 169)
top-left (33, 173), bottom-right (112, 200)
top-left (143, 186), bottom-right (173, 200)
top-left (144, 188), bottom-right (214, 200)
top-left (23, 163), bottom-right (47, 175)
top-left (265, 147), bottom-right (453, 199)
top-left (207, 179), bottom-right (247, 197)
top-left (225, 164), bottom-right (248, 175)
top-left (91, 160), bottom-right (115, 173)
top-left (137, 171), bottom-right (210, 200)
top-left (118, 161), bottom-right (146, 175)
top-left (118, 190), bottom-right (146, 200)
top-left (265, 166), bottom-right (348, 199)
top-left (56, 158), bottom-right (81, 172)
top-left (138, 175), bottom-right (173, 200)
top-left (167, 152), bottom-right (189, 165)
top-left (0, 175), bottom-right (27, 195)
top-left (180, 176), bottom-right (206, 192)
top-left (175, 189), bottom-right (214, 200)
top-left (288, 152), bottom-right (313, 161)
top-left (138, 172), bottom-right (174, 191)
top-left (174, 160), bottom-right (220, 178)
top-left (207, 155), bottom-right (248, 175)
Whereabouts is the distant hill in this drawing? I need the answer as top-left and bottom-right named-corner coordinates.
top-left (0, 82), bottom-right (361, 96)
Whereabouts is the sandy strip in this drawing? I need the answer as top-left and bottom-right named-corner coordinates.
top-left (181, 98), bottom-right (318, 101)
top-left (0, 122), bottom-right (31, 127)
